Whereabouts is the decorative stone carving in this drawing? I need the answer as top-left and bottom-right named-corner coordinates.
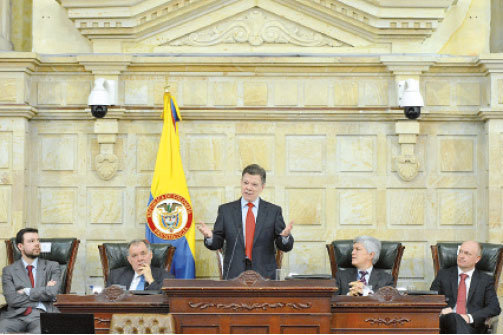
top-left (169, 9), bottom-right (345, 47)
top-left (95, 152), bottom-right (119, 181)
top-left (94, 118), bottom-right (119, 181)
top-left (396, 155), bottom-right (419, 182)
top-left (56, 0), bottom-right (457, 51)
top-left (394, 121), bottom-right (420, 182)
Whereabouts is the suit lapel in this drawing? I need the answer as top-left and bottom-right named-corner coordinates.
top-left (36, 258), bottom-right (47, 288)
top-left (13, 260), bottom-right (32, 288)
top-left (233, 200), bottom-right (245, 248)
top-left (369, 269), bottom-right (379, 288)
top-left (125, 268), bottom-right (135, 290)
top-left (449, 267), bottom-right (459, 304)
top-left (253, 199), bottom-right (267, 245)
top-left (467, 269), bottom-right (479, 303)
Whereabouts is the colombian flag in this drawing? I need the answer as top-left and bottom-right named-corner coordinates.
top-left (146, 91), bottom-right (195, 279)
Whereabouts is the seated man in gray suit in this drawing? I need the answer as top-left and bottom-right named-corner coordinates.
top-left (106, 239), bottom-right (172, 290)
top-left (0, 228), bottom-right (61, 334)
top-left (335, 236), bottom-right (394, 296)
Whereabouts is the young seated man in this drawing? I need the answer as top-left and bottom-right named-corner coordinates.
top-left (335, 236), bottom-right (394, 296)
top-left (106, 239), bottom-right (173, 290)
top-left (0, 228), bottom-right (61, 334)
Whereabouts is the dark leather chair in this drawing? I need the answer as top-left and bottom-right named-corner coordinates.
top-left (216, 248), bottom-right (283, 280)
top-left (431, 242), bottom-right (503, 333)
top-left (98, 242), bottom-right (176, 285)
top-left (5, 238), bottom-right (80, 294)
top-left (326, 239), bottom-right (405, 286)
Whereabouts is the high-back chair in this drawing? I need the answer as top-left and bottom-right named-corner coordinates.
top-left (5, 238), bottom-right (80, 294)
top-left (109, 313), bottom-right (175, 334)
top-left (215, 248), bottom-right (284, 280)
top-left (326, 239), bottom-right (405, 286)
top-left (98, 242), bottom-right (176, 285)
top-left (431, 242), bottom-right (503, 333)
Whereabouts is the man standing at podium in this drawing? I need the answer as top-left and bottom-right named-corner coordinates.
top-left (430, 240), bottom-right (501, 334)
top-left (0, 228), bottom-right (61, 334)
top-left (198, 164), bottom-right (294, 280)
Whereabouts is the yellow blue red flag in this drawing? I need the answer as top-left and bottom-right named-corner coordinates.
top-left (146, 92), bottom-right (195, 278)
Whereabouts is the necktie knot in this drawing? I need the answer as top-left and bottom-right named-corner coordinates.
top-left (460, 273), bottom-right (468, 281)
top-left (247, 202), bottom-right (254, 209)
top-left (359, 271), bottom-right (368, 284)
top-left (26, 265), bottom-right (33, 272)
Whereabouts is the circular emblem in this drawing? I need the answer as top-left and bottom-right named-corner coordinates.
top-left (146, 194), bottom-right (193, 240)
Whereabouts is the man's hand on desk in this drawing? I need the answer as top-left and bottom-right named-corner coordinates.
top-left (348, 281), bottom-right (364, 296)
top-left (280, 221), bottom-right (294, 237)
top-left (197, 222), bottom-right (213, 239)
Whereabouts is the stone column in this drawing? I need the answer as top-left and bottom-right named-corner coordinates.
top-left (0, 0), bottom-right (12, 50)
top-left (491, 0), bottom-right (503, 53)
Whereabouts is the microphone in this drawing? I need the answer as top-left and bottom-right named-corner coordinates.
top-left (244, 257), bottom-right (252, 271)
top-left (223, 225), bottom-right (239, 280)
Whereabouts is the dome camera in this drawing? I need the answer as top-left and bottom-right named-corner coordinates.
top-left (88, 78), bottom-right (117, 118)
top-left (398, 79), bottom-right (424, 120)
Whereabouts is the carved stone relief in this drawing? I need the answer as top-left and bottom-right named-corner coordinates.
top-left (169, 9), bottom-right (347, 47)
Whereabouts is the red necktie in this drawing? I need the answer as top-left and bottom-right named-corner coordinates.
top-left (23, 265), bottom-right (34, 315)
top-left (456, 273), bottom-right (468, 315)
top-left (245, 203), bottom-right (255, 260)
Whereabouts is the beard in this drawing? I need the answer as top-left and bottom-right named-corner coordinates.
top-left (23, 249), bottom-right (40, 259)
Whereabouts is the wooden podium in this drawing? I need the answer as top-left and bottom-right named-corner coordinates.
top-left (163, 270), bottom-right (337, 334)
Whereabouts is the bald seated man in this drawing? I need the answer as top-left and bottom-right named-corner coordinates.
top-left (430, 240), bottom-right (501, 334)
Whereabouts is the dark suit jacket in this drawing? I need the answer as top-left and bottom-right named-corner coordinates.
top-left (335, 267), bottom-right (394, 295)
top-left (430, 266), bottom-right (501, 330)
top-left (106, 266), bottom-right (173, 290)
top-left (204, 198), bottom-right (294, 280)
top-left (1, 258), bottom-right (61, 319)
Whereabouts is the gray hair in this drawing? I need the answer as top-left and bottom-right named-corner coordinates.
top-left (354, 236), bottom-right (381, 265)
top-left (127, 239), bottom-right (151, 255)
top-left (242, 164), bottom-right (266, 184)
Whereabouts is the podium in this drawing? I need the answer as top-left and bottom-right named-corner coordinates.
top-left (163, 270), bottom-right (337, 334)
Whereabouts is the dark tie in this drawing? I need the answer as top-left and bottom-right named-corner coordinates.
top-left (457, 273), bottom-right (468, 314)
top-left (137, 275), bottom-right (145, 290)
top-left (245, 203), bottom-right (255, 260)
top-left (23, 265), bottom-right (34, 315)
top-left (359, 271), bottom-right (368, 285)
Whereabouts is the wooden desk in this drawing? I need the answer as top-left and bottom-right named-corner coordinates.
top-left (164, 271), bottom-right (337, 334)
top-left (55, 287), bottom-right (169, 334)
top-left (331, 288), bottom-right (446, 334)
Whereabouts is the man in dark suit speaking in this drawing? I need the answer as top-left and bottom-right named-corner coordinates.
top-left (335, 236), bottom-right (394, 296)
top-left (197, 164), bottom-right (294, 280)
top-left (106, 239), bottom-right (172, 290)
top-left (430, 240), bottom-right (501, 334)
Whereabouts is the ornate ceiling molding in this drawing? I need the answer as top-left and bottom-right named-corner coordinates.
top-left (168, 8), bottom-right (348, 48)
top-left (56, 0), bottom-right (457, 52)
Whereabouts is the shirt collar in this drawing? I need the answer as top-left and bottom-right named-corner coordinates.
top-left (241, 197), bottom-right (260, 209)
top-left (458, 267), bottom-right (475, 278)
top-left (358, 266), bottom-right (373, 276)
top-left (22, 257), bottom-right (38, 269)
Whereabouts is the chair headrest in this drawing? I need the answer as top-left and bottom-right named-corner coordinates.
top-left (103, 243), bottom-right (173, 270)
top-left (330, 240), bottom-right (401, 270)
top-left (10, 238), bottom-right (77, 264)
top-left (437, 242), bottom-right (503, 276)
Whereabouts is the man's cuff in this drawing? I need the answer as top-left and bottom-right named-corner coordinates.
top-left (281, 235), bottom-right (290, 243)
top-left (205, 236), bottom-right (213, 244)
top-left (24, 288), bottom-right (30, 295)
top-left (467, 314), bottom-right (473, 324)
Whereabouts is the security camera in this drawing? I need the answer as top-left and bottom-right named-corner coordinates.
top-left (88, 78), bottom-right (117, 118)
top-left (398, 79), bottom-right (424, 120)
